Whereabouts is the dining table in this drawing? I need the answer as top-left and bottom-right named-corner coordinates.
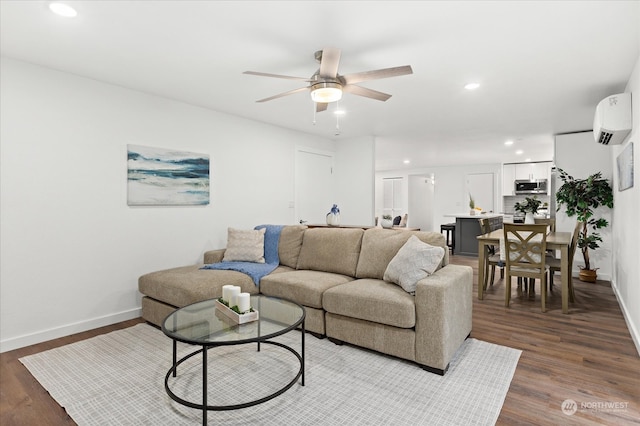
top-left (477, 229), bottom-right (573, 313)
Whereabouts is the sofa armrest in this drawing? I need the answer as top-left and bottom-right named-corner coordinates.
top-left (414, 264), bottom-right (473, 371)
top-left (203, 249), bottom-right (226, 264)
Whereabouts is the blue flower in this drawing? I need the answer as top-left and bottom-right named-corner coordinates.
top-left (330, 204), bottom-right (340, 214)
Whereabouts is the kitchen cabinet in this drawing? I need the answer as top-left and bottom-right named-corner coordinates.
top-left (515, 162), bottom-right (550, 181)
top-left (503, 161), bottom-right (552, 196)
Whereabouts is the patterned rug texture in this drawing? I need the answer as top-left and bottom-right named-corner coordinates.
top-left (20, 323), bottom-right (520, 425)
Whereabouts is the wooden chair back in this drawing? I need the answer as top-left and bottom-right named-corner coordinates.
top-left (503, 223), bottom-right (549, 311)
top-left (534, 218), bottom-right (556, 232)
top-left (503, 224), bottom-right (548, 274)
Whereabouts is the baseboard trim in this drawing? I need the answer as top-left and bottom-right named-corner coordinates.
top-left (611, 279), bottom-right (640, 357)
top-left (0, 307), bottom-right (141, 353)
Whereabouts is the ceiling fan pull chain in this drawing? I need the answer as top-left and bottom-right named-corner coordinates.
top-left (312, 102), bottom-right (316, 125)
top-left (335, 101), bottom-right (340, 136)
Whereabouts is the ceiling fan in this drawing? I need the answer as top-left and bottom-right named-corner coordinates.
top-left (243, 48), bottom-right (413, 112)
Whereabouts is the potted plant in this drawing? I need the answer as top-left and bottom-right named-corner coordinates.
top-left (469, 194), bottom-right (476, 215)
top-left (555, 168), bottom-right (614, 282)
top-left (381, 214), bottom-right (393, 229)
top-left (514, 196), bottom-right (542, 224)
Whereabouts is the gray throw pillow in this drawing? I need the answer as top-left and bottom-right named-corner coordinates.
top-left (383, 235), bottom-right (445, 294)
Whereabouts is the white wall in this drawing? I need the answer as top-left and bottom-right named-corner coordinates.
top-left (0, 57), bottom-right (357, 351)
top-left (554, 131), bottom-right (613, 280)
top-left (376, 163), bottom-right (502, 232)
top-left (333, 136), bottom-right (376, 226)
top-left (611, 54), bottom-right (640, 354)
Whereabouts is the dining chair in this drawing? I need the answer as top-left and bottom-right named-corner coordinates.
top-left (478, 217), bottom-right (504, 290)
top-left (534, 217), bottom-right (556, 232)
top-left (503, 223), bottom-right (549, 312)
top-left (547, 221), bottom-right (581, 302)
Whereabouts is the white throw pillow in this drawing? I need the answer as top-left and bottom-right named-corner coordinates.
top-left (222, 227), bottom-right (266, 263)
top-left (383, 235), bottom-right (445, 294)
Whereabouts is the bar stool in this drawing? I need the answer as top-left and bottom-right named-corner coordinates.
top-left (440, 223), bottom-right (456, 254)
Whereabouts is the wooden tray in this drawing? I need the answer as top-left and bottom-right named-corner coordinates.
top-left (214, 299), bottom-right (259, 324)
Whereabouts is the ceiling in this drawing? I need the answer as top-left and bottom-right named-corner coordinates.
top-left (1, 1), bottom-right (638, 171)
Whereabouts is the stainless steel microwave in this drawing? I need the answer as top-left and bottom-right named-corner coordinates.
top-left (514, 179), bottom-right (547, 194)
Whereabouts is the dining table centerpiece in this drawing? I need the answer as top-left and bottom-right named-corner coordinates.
top-left (514, 196), bottom-right (542, 224)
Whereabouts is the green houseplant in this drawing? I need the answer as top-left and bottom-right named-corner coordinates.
top-left (555, 168), bottom-right (614, 282)
top-left (514, 196), bottom-right (542, 222)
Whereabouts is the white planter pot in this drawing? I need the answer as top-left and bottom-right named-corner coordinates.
top-left (525, 213), bottom-right (535, 224)
top-left (381, 219), bottom-right (393, 229)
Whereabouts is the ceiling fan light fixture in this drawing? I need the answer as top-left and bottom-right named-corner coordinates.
top-left (310, 82), bottom-right (343, 103)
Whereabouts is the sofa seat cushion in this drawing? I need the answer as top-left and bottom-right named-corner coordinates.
top-left (323, 279), bottom-right (416, 328)
top-left (259, 270), bottom-right (354, 309)
top-left (138, 265), bottom-right (259, 308)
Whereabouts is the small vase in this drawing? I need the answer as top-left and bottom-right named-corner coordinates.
top-left (469, 210), bottom-right (476, 216)
top-left (525, 213), bottom-right (535, 224)
top-left (326, 212), bottom-right (340, 226)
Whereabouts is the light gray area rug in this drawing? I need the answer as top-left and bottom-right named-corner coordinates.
top-left (21, 323), bottom-right (520, 425)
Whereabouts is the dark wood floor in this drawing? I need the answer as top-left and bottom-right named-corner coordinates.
top-left (1, 255), bottom-right (639, 425)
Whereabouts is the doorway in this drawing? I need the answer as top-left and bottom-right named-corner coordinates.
top-left (408, 174), bottom-right (435, 231)
top-left (295, 147), bottom-right (335, 225)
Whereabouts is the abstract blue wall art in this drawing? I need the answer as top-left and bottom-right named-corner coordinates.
top-left (127, 145), bottom-right (210, 205)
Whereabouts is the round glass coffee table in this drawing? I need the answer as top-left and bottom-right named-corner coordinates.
top-left (162, 295), bottom-right (305, 425)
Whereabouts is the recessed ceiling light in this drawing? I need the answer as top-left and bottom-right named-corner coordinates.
top-left (403, 160), bottom-right (410, 164)
top-left (504, 140), bottom-right (514, 146)
top-left (334, 110), bottom-right (345, 115)
top-left (49, 2), bottom-right (78, 17)
top-left (515, 150), bottom-right (524, 155)
top-left (464, 82), bottom-right (480, 90)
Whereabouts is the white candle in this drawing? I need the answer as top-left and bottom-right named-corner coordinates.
top-left (237, 293), bottom-right (250, 313)
top-left (222, 285), bottom-right (234, 304)
top-left (228, 286), bottom-right (241, 308)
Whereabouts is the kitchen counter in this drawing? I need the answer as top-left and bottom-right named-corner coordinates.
top-left (444, 213), bottom-right (503, 219)
top-left (443, 213), bottom-right (503, 256)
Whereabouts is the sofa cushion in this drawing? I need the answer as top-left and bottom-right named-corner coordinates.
top-left (356, 229), bottom-right (447, 280)
top-left (278, 225), bottom-right (307, 269)
top-left (323, 278), bottom-right (416, 328)
top-left (296, 228), bottom-right (364, 276)
top-left (138, 265), bottom-right (259, 308)
top-left (222, 227), bottom-right (266, 263)
top-left (260, 270), bottom-right (354, 309)
top-left (383, 236), bottom-right (445, 294)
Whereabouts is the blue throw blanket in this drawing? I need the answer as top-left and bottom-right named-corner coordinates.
top-left (201, 225), bottom-right (284, 285)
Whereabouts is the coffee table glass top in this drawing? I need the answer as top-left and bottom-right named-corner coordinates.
top-left (162, 295), bottom-right (304, 345)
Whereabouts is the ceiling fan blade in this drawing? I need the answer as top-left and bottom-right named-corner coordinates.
top-left (319, 47), bottom-right (341, 78)
top-left (316, 102), bottom-right (328, 112)
top-left (343, 85), bottom-right (392, 102)
top-left (342, 65), bottom-right (413, 85)
top-left (243, 71), bottom-right (310, 81)
top-left (256, 87), bottom-right (309, 103)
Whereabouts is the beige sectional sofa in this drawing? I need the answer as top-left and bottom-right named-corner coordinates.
top-left (138, 225), bottom-right (473, 374)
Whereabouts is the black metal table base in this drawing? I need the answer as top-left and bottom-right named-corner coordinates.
top-left (165, 323), bottom-right (305, 425)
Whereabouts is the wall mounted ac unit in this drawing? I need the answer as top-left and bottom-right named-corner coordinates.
top-left (593, 92), bottom-right (632, 145)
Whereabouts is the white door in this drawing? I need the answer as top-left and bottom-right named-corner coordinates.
top-left (408, 175), bottom-right (434, 231)
top-left (296, 148), bottom-right (335, 225)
